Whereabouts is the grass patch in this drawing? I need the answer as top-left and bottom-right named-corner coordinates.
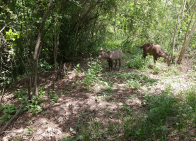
top-left (72, 86), bottom-right (196, 141)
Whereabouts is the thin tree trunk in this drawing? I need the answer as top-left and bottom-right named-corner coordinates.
top-left (172, 0), bottom-right (186, 56)
top-left (33, 0), bottom-right (53, 96)
top-left (177, 3), bottom-right (196, 64)
top-left (54, 19), bottom-right (59, 80)
top-left (184, 0), bottom-right (196, 41)
top-left (22, 0), bottom-right (32, 100)
top-left (54, 26), bottom-right (58, 80)
top-left (54, 2), bottom-right (61, 80)
top-left (114, 7), bottom-right (116, 40)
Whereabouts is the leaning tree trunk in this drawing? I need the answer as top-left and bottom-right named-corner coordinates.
top-left (33, 0), bottom-right (53, 96)
top-left (183, 0), bottom-right (196, 42)
top-left (177, 7), bottom-right (196, 64)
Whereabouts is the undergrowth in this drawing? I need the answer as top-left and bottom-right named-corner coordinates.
top-left (1, 41), bottom-right (196, 140)
top-left (71, 86), bottom-right (196, 141)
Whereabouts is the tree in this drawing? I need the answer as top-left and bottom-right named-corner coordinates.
top-left (33, 0), bottom-right (53, 96)
top-left (177, 2), bottom-right (196, 64)
top-left (171, 0), bottom-right (186, 56)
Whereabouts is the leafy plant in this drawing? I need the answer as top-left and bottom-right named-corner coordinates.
top-left (0, 104), bottom-right (16, 123)
top-left (75, 64), bottom-right (82, 78)
top-left (126, 80), bottom-right (140, 90)
top-left (6, 29), bottom-right (20, 51)
top-left (13, 89), bottom-right (28, 104)
top-left (13, 88), bottom-right (46, 114)
top-left (151, 65), bottom-right (161, 74)
top-left (50, 90), bottom-right (59, 103)
top-left (26, 120), bottom-right (33, 125)
top-left (83, 59), bottom-right (102, 90)
top-left (75, 116), bottom-right (108, 140)
top-left (125, 90), bottom-right (180, 140)
top-left (128, 55), bottom-right (147, 69)
top-left (164, 67), bottom-right (180, 76)
top-left (39, 59), bottom-right (53, 71)
top-left (101, 87), bottom-right (113, 96)
top-left (23, 128), bottom-right (34, 135)
top-left (27, 103), bottom-right (43, 115)
top-left (72, 81), bottom-right (81, 87)
top-left (27, 95), bottom-right (44, 115)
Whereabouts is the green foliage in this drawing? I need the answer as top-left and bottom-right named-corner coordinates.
top-left (13, 89), bottom-right (28, 105)
top-left (2, 0), bottom-right (196, 92)
top-left (0, 28), bottom-right (20, 88)
top-left (13, 88), bottom-right (45, 114)
top-left (59, 0), bottom-right (118, 60)
top-left (13, 88), bottom-right (46, 115)
top-left (0, 73), bottom-right (12, 87)
top-left (186, 89), bottom-right (196, 110)
top-left (83, 59), bottom-right (103, 90)
top-left (27, 96), bottom-right (44, 115)
top-left (50, 90), bottom-right (59, 103)
top-left (151, 64), bottom-right (162, 74)
top-left (39, 59), bottom-right (53, 71)
top-left (116, 72), bottom-right (157, 86)
top-left (128, 55), bottom-right (147, 69)
top-left (2, 0), bottom-right (196, 140)
top-left (119, 41), bottom-right (150, 69)
top-left (75, 64), bottom-right (82, 78)
top-left (75, 116), bottom-right (108, 141)
top-left (101, 87), bottom-right (114, 96)
top-left (99, 40), bottom-right (122, 51)
top-left (180, 88), bottom-right (196, 125)
top-left (123, 86), bottom-right (196, 140)
top-left (124, 93), bottom-right (177, 140)
top-left (26, 120), bottom-right (33, 125)
top-left (164, 67), bottom-right (180, 76)
top-left (126, 80), bottom-right (140, 90)
top-left (13, 88), bottom-right (27, 97)
top-left (6, 29), bottom-right (20, 51)
top-left (25, 89), bottom-right (45, 114)
top-left (23, 128), bottom-right (34, 135)
top-left (0, 104), bottom-right (16, 123)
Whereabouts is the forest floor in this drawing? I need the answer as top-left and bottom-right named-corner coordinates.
top-left (0, 53), bottom-right (196, 141)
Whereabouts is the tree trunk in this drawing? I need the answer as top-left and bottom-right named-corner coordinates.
top-left (22, 0), bottom-right (33, 100)
top-left (54, 2), bottom-right (61, 80)
top-left (54, 23), bottom-right (59, 80)
top-left (33, 0), bottom-right (53, 96)
top-left (54, 28), bottom-right (58, 80)
top-left (177, 3), bottom-right (196, 64)
top-left (172, 0), bottom-right (186, 56)
top-left (184, 0), bottom-right (196, 42)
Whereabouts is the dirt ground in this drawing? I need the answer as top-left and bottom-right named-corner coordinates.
top-left (0, 55), bottom-right (195, 141)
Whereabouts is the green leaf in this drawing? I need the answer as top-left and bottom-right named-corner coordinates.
top-left (75, 135), bottom-right (83, 140)
top-left (70, 127), bottom-right (74, 132)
